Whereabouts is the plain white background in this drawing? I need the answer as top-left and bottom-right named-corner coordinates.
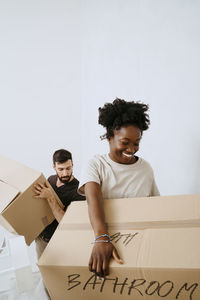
top-left (1, 0), bottom-right (200, 197)
top-left (0, 0), bottom-right (200, 196)
top-left (0, 0), bottom-right (200, 298)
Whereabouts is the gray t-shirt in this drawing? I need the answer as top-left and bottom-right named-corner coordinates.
top-left (78, 154), bottom-right (160, 199)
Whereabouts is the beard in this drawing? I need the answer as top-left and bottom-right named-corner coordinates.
top-left (57, 173), bottom-right (73, 184)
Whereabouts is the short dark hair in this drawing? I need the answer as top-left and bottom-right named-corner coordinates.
top-left (53, 149), bottom-right (72, 164)
top-left (98, 98), bottom-right (150, 139)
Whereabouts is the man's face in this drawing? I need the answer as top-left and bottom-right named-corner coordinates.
top-left (53, 160), bottom-right (73, 183)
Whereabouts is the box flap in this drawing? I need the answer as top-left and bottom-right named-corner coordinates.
top-left (38, 227), bottom-right (200, 270)
top-left (0, 180), bottom-right (20, 213)
top-left (0, 155), bottom-right (41, 192)
top-left (138, 228), bottom-right (200, 269)
top-left (0, 214), bottom-right (18, 234)
top-left (63, 194), bottom-right (200, 229)
top-left (38, 229), bottom-right (143, 267)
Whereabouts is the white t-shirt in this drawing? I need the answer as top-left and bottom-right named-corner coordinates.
top-left (78, 154), bottom-right (160, 199)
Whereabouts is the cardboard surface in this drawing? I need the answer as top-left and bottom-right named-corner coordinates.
top-left (0, 181), bottom-right (20, 212)
top-left (63, 194), bottom-right (200, 229)
top-left (0, 155), bottom-right (63, 245)
top-left (0, 155), bottom-right (41, 192)
top-left (38, 194), bottom-right (200, 300)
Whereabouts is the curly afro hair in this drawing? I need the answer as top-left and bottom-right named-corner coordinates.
top-left (98, 98), bottom-right (150, 139)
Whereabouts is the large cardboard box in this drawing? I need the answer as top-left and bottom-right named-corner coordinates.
top-left (38, 195), bottom-right (200, 300)
top-left (0, 155), bottom-right (63, 245)
top-left (60, 194), bottom-right (200, 229)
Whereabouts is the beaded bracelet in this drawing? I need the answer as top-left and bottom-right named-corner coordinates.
top-left (93, 240), bottom-right (111, 243)
top-left (92, 234), bottom-right (111, 244)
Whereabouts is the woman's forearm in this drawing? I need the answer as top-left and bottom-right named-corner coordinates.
top-left (85, 182), bottom-right (108, 237)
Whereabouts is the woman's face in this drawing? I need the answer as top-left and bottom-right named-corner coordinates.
top-left (108, 125), bottom-right (142, 164)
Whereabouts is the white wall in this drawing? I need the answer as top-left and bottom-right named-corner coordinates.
top-left (0, 2), bottom-right (199, 296)
top-left (0, 0), bottom-right (82, 177)
top-left (80, 0), bottom-right (200, 196)
top-left (1, 0), bottom-right (200, 196)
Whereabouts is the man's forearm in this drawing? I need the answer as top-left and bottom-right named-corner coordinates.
top-left (47, 196), bottom-right (65, 223)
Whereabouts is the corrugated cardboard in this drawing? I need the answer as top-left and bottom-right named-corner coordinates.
top-left (38, 194), bottom-right (200, 300)
top-left (0, 155), bottom-right (63, 245)
top-left (63, 194), bottom-right (200, 229)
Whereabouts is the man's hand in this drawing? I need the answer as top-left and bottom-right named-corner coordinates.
top-left (89, 242), bottom-right (123, 278)
top-left (33, 182), bottom-right (53, 200)
top-left (33, 182), bottom-right (64, 223)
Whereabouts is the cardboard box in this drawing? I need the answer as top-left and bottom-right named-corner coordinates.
top-left (0, 154), bottom-right (63, 245)
top-left (61, 194), bottom-right (200, 229)
top-left (38, 194), bottom-right (200, 300)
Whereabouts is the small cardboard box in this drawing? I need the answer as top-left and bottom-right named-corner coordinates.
top-left (0, 154), bottom-right (63, 245)
top-left (38, 195), bottom-right (200, 300)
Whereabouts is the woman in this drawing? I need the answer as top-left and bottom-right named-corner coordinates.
top-left (78, 98), bottom-right (159, 277)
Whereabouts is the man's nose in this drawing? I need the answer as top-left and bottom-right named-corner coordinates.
top-left (63, 170), bottom-right (68, 176)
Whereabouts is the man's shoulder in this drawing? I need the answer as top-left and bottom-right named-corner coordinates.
top-left (71, 177), bottom-right (80, 186)
top-left (48, 175), bottom-right (57, 187)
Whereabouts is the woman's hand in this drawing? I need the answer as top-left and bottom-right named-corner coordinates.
top-left (89, 242), bottom-right (123, 277)
top-left (85, 182), bottom-right (123, 277)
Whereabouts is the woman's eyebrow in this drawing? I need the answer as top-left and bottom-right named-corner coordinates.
top-left (120, 137), bottom-right (141, 141)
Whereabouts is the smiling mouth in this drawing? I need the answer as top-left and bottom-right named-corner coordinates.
top-left (122, 152), bottom-right (134, 158)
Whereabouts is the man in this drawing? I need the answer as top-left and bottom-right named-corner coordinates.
top-left (33, 149), bottom-right (85, 257)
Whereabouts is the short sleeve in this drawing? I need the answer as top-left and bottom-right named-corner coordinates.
top-left (150, 178), bottom-right (160, 196)
top-left (78, 157), bottom-right (101, 195)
